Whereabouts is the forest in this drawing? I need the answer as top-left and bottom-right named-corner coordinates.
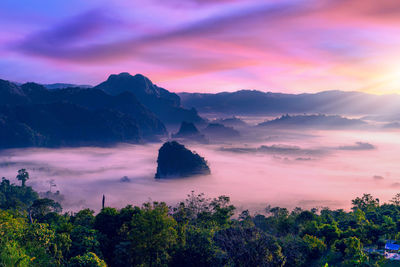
top-left (1, 169), bottom-right (400, 266)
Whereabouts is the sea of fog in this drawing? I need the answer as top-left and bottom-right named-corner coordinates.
top-left (1, 127), bottom-right (400, 213)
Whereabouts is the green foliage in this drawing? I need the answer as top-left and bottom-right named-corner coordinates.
top-left (352, 194), bottom-right (380, 212)
top-left (16, 169), bottom-right (29, 187)
top-left (333, 237), bottom-right (368, 266)
top-left (125, 202), bottom-right (178, 266)
top-left (318, 223), bottom-right (341, 245)
top-left (0, 240), bottom-right (31, 267)
top-left (0, 209), bottom-right (58, 266)
top-left (68, 252), bottom-right (106, 267)
top-left (69, 226), bottom-right (101, 258)
top-left (65, 207), bottom-right (85, 223)
top-left (171, 226), bottom-right (222, 267)
top-left (303, 234), bottom-right (327, 258)
top-left (390, 193), bottom-right (400, 206)
top-left (1, 171), bottom-right (400, 267)
top-left (214, 226), bottom-right (286, 266)
top-left (29, 198), bottom-right (62, 221)
top-left (0, 177), bottom-right (38, 211)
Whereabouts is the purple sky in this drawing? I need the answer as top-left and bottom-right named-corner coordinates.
top-left (2, 0), bottom-right (400, 93)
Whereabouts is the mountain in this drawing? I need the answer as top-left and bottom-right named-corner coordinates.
top-left (212, 117), bottom-right (248, 128)
top-left (0, 103), bottom-right (141, 148)
top-left (95, 73), bottom-right (204, 125)
top-left (43, 83), bottom-right (92, 89)
top-left (0, 79), bottom-right (28, 105)
top-left (172, 121), bottom-right (208, 143)
top-left (179, 90), bottom-right (400, 117)
top-left (19, 83), bottom-right (166, 137)
top-left (258, 114), bottom-right (367, 129)
top-left (202, 123), bottom-right (240, 139)
top-left (155, 141), bottom-right (210, 178)
top-left (0, 79), bottom-right (168, 148)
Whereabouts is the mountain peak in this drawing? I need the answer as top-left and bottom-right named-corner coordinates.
top-left (107, 72), bottom-right (148, 81)
top-left (95, 74), bottom-right (203, 125)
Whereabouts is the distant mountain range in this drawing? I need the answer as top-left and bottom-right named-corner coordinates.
top-left (3, 72), bottom-right (400, 149)
top-left (258, 114), bottom-right (367, 129)
top-left (179, 90), bottom-right (400, 118)
top-left (43, 83), bottom-right (93, 89)
top-left (0, 73), bottom-right (203, 148)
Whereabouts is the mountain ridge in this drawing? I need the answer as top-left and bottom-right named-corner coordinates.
top-left (94, 73), bottom-right (204, 125)
top-left (179, 89), bottom-right (400, 117)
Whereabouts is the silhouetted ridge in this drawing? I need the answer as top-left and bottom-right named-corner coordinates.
top-left (212, 117), bottom-right (248, 128)
top-left (95, 72), bottom-right (204, 125)
top-left (258, 114), bottom-right (367, 129)
top-left (0, 79), bottom-right (28, 105)
top-left (155, 141), bottom-right (210, 178)
top-left (0, 103), bottom-right (141, 148)
top-left (179, 90), bottom-right (400, 116)
top-left (43, 83), bottom-right (92, 89)
top-left (172, 121), bottom-right (208, 143)
top-left (203, 123), bottom-right (240, 139)
top-left (0, 79), bottom-right (168, 148)
top-left (173, 121), bottom-right (199, 136)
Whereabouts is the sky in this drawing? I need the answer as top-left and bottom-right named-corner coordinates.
top-left (1, 0), bottom-right (400, 94)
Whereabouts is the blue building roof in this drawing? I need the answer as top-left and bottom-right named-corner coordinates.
top-left (385, 243), bottom-right (400, 250)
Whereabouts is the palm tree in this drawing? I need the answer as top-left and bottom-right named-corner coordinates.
top-left (16, 169), bottom-right (29, 187)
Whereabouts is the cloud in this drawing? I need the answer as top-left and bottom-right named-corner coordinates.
top-left (220, 144), bottom-right (325, 156)
top-left (10, 1), bottom-right (311, 63)
top-left (152, 0), bottom-right (242, 8)
top-left (295, 157), bottom-right (313, 161)
top-left (220, 141), bottom-right (377, 157)
top-left (373, 175), bottom-right (384, 180)
top-left (337, 142), bottom-right (375, 151)
top-left (384, 122), bottom-right (400, 129)
top-left (12, 9), bottom-right (122, 61)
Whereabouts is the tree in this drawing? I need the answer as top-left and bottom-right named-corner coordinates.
top-left (390, 193), bottom-right (400, 206)
top-left (16, 169), bottom-right (29, 187)
top-left (0, 240), bottom-right (31, 267)
top-left (69, 226), bottom-right (102, 258)
top-left (303, 234), bottom-right (326, 258)
top-left (351, 194), bottom-right (379, 212)
top-left (94, 207), bottom-right (120, 264)
top-left (126, 202), bottom-right (177, 266)
top-left (29, 198), bottom-right (62, 221)
top-left (214, 226), bottom-right (285, 266)
top-left (280, 235), bottom-right (308, 266)
top-left (171, 226), bottom-right (222, 267)
top-left (72, 209), bottom-right (95, 228)
top-left (318, 224), bottom-right (341, 245)
top-left (333, 237), bottom-right (368, 266)
top-left (68, 252), bottom-right (106, 267)
top-left (0, 178), bottom-right (38, 211)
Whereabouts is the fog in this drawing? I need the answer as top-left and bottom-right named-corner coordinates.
top-left (1, 127), bottom-right (400, 213)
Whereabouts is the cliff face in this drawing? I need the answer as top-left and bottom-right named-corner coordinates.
top-left (155, 141), bottom-right (210, 178)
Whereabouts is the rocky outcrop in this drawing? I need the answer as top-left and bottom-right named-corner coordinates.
top-left (172, 122), bottom-right (208, 143)
top-left (155, 141), bottom-right (210, 178)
